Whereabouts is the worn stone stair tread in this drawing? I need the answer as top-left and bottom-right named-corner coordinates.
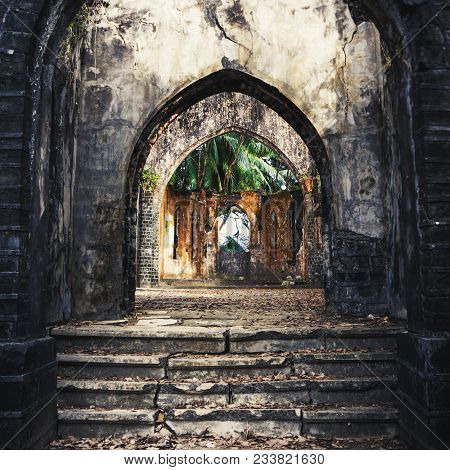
top-left (57, 353), bottom-right (165, 365)
top-left (58, 405), bottom-right (399, 426)
top-left (234, 376), bottom-right (397, 390)
top-left (57, 375), bottom-right (397, 390)
top-left (52, 325), bottom-right (226, 338)
top-left (230, 326), bottom-right (405, 337)
top-left (294, 351), bottom-right (395, 361)
top-left (302, 406), bottom-right (399, 421)
top-left (168, 354), bottom-right (291, 368)
top-left (57, 379), bottom-right (159, 391)
top-left (51, 324), bottom-right (405, 338)
top-left (167, 350), bottom-right (395, 366)
top-left (59, 405), bottom-right (397, 418)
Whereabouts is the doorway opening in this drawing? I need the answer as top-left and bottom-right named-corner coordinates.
top-left (153, 131), bottom-right (324, 286)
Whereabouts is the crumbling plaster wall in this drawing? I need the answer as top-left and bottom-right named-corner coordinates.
top-left (158, 188), bottom-right (322, 284)
top-left (72, 0), bottom-right (387, 318)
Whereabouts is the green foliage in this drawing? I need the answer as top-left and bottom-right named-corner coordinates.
top-left (59, 1), bottom-right (107, 63)
top-left (140, 168), bottom-right (160, 194)
top-left (169, 131), bottom-right (301, 195)
top-left (220, 236), bottom-right (246, 253)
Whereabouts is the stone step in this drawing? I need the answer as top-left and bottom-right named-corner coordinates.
top-left (57, 350), bottom-right (396, 381)
top-left (51, 325), bottom-right (404, 355)
top-left (293, 351), bottom-right (397, 377)
top-left (52, 326), bottom-right (226, 354)
top-left (57, 354), bottom-right (166, 380)
top-left (57, 376), bottom-right (398, 410)
top-left (167, 351), bottom-right (396, 380)
top-left (57, 405), bottom-right (399, 439)
top-left (230, 327), bottom-right (403, 353)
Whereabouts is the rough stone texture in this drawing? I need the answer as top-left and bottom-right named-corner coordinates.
top-left (0, 338), bottom-right (57, 449)
top-left (0, 0), bottom-right (449, 450)
top-left (153, 187), bottom-right (322, 285)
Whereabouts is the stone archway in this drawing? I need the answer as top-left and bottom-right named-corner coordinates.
top-left (2, 0), bottom-right (449, 450)
top-left (134, 92), bottom-right (323, 288)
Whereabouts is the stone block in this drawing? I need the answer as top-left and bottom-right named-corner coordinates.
top-left (232, 380), bottom-right (310, 407)
top-left (166, 408), bottom-right (302, 437)
top-left (167, 354), bottom-right (292, 380)
top-left (302, 406), bottom-right (398, 439)
top-left (158, 382), bottom-right (229, 407)
top-left (229, 328), bottom-right (324, 353)
top-left (58, 380), bottom-right (158, 410)
top-left (57, 353), bottom-right (166, 380)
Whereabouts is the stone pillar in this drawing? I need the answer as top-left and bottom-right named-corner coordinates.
top-left (137, 191), bottom-right (160, 285)
top-left (0, 1), bottom-right (57, 449)
top-left (303, 191), bottom-right (324, 286)
top-left (396, 3), bottom-right (450, 449)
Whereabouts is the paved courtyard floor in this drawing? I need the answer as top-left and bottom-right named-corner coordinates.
top-left (51, 434), bottom-right (405, 450)
top-left (131, 286), bottom-right (401, 330)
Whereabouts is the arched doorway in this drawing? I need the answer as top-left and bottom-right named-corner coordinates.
top-left (153, 130), bottom-right (322, 285)
top-left (4, 0), bottom-right (447, 450)
top-left (131, 93), bottom-right (327, 291)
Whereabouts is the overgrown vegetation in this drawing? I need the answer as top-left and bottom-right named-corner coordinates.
top-left (168, 131), bottom-right (304, 195)
top-left (140, 168), bottom-right (160, 194)
top-left (220, 236), bottom-right (247, 253)
top-left (59, 1), bottom-right (108, 64)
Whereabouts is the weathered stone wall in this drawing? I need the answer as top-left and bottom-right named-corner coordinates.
top-left (63, 0), bottom-right (388, 320)
top-left (1, 0), bottom-right (449, 449)
top-left (154, 188), bottom-right (322, 284)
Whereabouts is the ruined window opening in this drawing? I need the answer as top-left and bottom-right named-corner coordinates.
top-left (218, 206), bottom-right (250, 253)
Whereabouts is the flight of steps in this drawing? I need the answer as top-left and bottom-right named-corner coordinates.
top-left (52, 324), bottom-right (404, 440)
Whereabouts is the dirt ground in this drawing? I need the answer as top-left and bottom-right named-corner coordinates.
top-left (50, 433), bottom-right (406, 450)
top-left (132, 286), bottom-right (402, 329)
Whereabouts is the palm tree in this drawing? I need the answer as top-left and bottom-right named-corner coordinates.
top-left (168, 131), bottom-right (300, 194)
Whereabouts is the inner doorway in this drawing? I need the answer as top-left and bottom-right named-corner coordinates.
top-left (157, 131), bottom-right (323, 286)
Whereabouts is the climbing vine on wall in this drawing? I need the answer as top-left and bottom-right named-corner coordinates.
top-left (140, 169), bottom-right (160, 195)
top-left (59, 1), bottom-right (109, 64)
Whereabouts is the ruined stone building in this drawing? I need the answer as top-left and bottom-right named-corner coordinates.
top-left (0, 0), bottom-right (449, 449)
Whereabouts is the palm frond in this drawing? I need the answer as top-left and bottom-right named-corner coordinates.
top-left (168, 131), bottom-right (301, 195)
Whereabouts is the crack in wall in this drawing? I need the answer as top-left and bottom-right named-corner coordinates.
top-left (210, 10), bottom-right (253, 67)
top-left (213, 15), bottom-right (238, 45)
top-left (340, 23), bottom-right (359, 120)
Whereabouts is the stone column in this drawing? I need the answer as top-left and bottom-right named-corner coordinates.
top-left (396, 4), bottom-right (450, 449)
top-left (137, 191), bottom-right (160, 286)
top-left (0, 1), bottom-right (57, 449)
top-left (304, 192), bottom-right (324, 286)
